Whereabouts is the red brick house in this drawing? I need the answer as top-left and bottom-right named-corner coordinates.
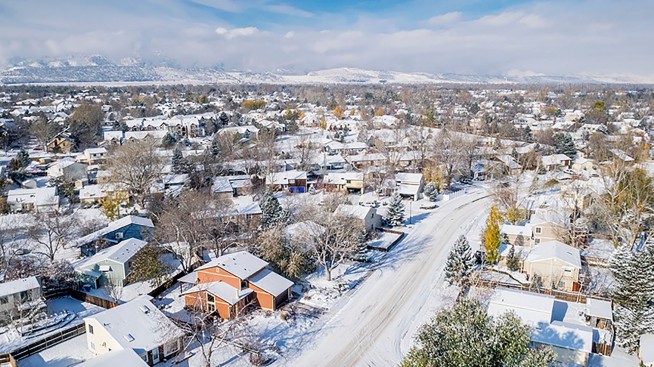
top-left (182, 251), bottom-right (293, 319)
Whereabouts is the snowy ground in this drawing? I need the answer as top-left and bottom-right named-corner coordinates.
top-left (287, 185), bottom-right (491, 366)
top-left (17, 334), bottom-right (93, 367)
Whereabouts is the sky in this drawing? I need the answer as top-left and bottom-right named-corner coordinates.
top-left (0, 0), bottom-right (652, 78)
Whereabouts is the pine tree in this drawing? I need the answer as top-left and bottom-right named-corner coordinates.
top-left (260, 191), bottom-right (290, 229)
top-left (161, 132), bottom-right (177, 148)
top-left (610, 244), bottom-right (654, 353)
top-left (219, 111), bottom-right (229, 126)
top-left (553, 133), bottom-right (576, 159)
top-left (483, 206), bottom-right (501, 264)
top-left (445, 235), bottom-right (475, 286)
top-left (506, 245), bottom-right (520, 272)
top-left (385, 193), bottom-right (406, 227)
top-left (17, 150), bottom-right (30, 168)
top-left (423, 182), bottom-right (436, 200)
top-left (172, 148), bottom-right (193, 174)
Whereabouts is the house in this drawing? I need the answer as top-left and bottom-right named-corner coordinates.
top-left (524, 240), bottom-right (581, 291)
top-left (75, 215), bottom-right (154, 257)
top-left (77, 348), bottom-right (149, 367)
top-left (334, 204), bottom-right (380, 232)
top-left (267, 170), bottom-right (308, 193)
top-left (493, 155), bottom-right (522, 175)
top-left (487, 288), bottom-right (602, 367)
top-left (531, 321), bottom-right (593, 366)
top-left (84, 295), bottom-right (184, 365)
top-left (183, 251), bottom-right (293, 319)
top-left (541, 154), bottom-right (572, 171)
top-left (6, 187), bottom-right (59, 213)
top-left (46, 158), bottom-right (88, 182)
top-left (500, 222), bottom-right (533, 247)
top-left (83, 147), bottom-right (108, 164)
top-left (394, 172), bottom-right (425, 201)
top-left (47, 131), bottom-right (76, 153)
top-left (0, 276), bottom-right (44, 326)
top-left (322, 172), bottom-right (364, 194)
top-left (74, 238), bottom-right (147, 288)
top-left (530, 210), bottom-right (566, 244)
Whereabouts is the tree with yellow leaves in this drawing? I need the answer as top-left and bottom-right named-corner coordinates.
top-left (101, 191), bottom-right (126, 221)
top-left (333, 106), bottom-right (343, 119)
top-left (483, 206), bottom-right (501, 264)
top-left (375, 107), bottom-right (385, 116)
top-left (319, 113), bottom-right (327, 130)
top-left (349, 108), bottom-right (356, 117)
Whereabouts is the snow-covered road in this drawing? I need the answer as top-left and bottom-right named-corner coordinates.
top-left (288, 187), bottom-right (490, 367)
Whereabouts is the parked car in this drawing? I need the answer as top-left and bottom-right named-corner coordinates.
top-left (419, 202), bottom-right (438, 209)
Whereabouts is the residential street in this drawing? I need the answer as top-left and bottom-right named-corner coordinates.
top-left (288, 187), bottom-right (491, 367)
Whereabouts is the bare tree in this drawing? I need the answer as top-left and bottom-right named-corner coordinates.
top-left (107, 138), bottom-right (165, 208)
top-left (302, 213), bottom-right (365, 281)
top-left (31, 116), bottom-right (57, 151)
top-left (103, 277), bottom-right (124, 303)
top-left (29, 211), bottom-right (78, 262)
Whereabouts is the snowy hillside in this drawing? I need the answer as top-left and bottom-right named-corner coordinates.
top-left (2, 56), bottom-right (653, 85)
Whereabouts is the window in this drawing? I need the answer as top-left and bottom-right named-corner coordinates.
top-left (563, 268), bottom-right (573, 276)
top-left (19, 291), bottom-right (30, 302)
top-left (208, 303), bottom-right (216, 313)
top-left (88, 325), bottom-right (94, 334)
top-left (207, 294), bottom-right (214, 303)
top-left (535, 238), bottom-right (541, 244)
top-left (535, 227), bottom-right (542, 234)
top-left (115, 232), bottom-right (124, 239)
top-left (557, 280), bottom-right (566, 289)
top-left (0, 296), bottom-right (8, 304)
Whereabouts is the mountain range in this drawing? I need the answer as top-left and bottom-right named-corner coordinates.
top-left (1, 55), bottom-right (652, 85)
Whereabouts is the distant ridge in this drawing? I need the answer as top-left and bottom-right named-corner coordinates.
top-left (2, 56), bottom-right (653, 85)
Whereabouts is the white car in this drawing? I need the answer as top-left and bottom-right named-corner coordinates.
top-left (419, 202), bottom-right (438, 209)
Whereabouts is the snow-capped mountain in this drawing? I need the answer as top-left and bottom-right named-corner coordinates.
top-left (1, 56), bottom-right (652, 85)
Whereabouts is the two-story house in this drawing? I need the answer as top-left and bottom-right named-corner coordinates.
top-left (74, 238), bottom-right (147, 288)
top-left (182, 251), bottom-right (293, 320)
top-left (75, 215), bottom-right (154, 257)
top-left (0, 276), bottom-right (44, 326)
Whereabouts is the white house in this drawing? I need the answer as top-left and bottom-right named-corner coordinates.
top-left (46, 158), bottom-right (88, 182)
top-left (334, 204), bottom-right (380, 232)
top-left (524, 240), bottom-right (581, 291)
top-left (83, 147), bottom-right (108, 164)
top-left (83, 295), bottom-right (184, 365)
top-left (394, 172), bottom-right (424, 201)
top-left (6, 187), bottom-right (59, 213)
top-left (0, 276), bottom-right (44, 325)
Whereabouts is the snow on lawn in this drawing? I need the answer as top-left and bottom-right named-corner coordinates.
top-left (300, 260), bottom-right (372, 310)
top-left (18, 334), bottom-right (94, 367)
top-left (151, 283), bottom-right (191, 323)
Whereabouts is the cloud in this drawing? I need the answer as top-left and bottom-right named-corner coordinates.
top-left (215, 26), bottom-right (259, 39)
top-left (428, 11), bottom-right (462, 26)
top-left (0, 0), bottom-right (652, 79)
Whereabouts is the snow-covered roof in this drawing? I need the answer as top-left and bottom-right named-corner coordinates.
top-left (0, 276), bottom-right (40, 297)
top-left (531, 320), bottom-right (593, 353)
top-left (196, 251), bottom-right (268, 280)
top-left (84, 147), bottom-right (107, 155)
top-left (323, 172), bottom-right (363, 184)
top-left (77, 348), bottom-right (148, 367)
top-left (7, 186), bottom-right (59, 207)
top-left (284, 221), bottom-right (325, 238)
top-left (212, 177), bottom-right (233, 193)
top-left (541, 154), bottom-right (571, 166)
top-left (75, 238), bottom-right (147, 269)
top-left (182, 280), bottom-right (253, 305)
top-left (85, 295), bottom-right (183, 353)
top-left (586, 298), bottom-right (613, 321)
top-left (526, 241), bottom-right (581, 268)
top-left (268, 170), bottom-right (307, 185)
top-left (394, 172), bottom-right (423, 184)
top-left (501, 223), bottom-right (532, 236)
top-left (487, 288), bottom-right (554, 327)
top-left (75, 215), bottom-right (153, 247)
top-left (335, 204), bottom-right (373, 219)
top-left (247, 268), bottom-right (293, 297)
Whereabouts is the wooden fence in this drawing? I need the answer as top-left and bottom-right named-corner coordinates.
top-left (474, 277), bottom-right (612, 303)
top-left (0, 353), bottom-right (17, 367)
top-left (43, 287), bottom-right (120, 309)
top-left (9, 323), bottom-right (86, 361)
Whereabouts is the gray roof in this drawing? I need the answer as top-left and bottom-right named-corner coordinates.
top-left (197, 251), bottom-right (268, 280)
top-left (247, 268), bottom-right (293, 297)
top-left (0, 276), bottom-right (40, 297)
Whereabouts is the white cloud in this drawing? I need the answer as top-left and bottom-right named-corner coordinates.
top-left (215, 26), bottom-right (259, 39)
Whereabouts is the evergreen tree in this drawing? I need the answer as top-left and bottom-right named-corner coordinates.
top-left (219, 111), bottom-right (229, 126)
top-left (385, 193), bottom-right (406, 227)
top-left (260, 191), bottom-right (290, 229)
top-left (161, 132), bottom-right (177, 148)
top-left (423, 182), bottom-right (436, 200)
top-left (445, 235), bottom-right (475, 286)
top-left (522, 126), bottom-right (533, 142)
top-left (553, 133), bottom-right (576, 159)
top-left (506, 245), bottom-right (520, 272)
top-left (17, 150), bottom-right (30, 168)
top-left (483, 206), bottom-right (501, 264)
top-left (172, 148), bottom-right (193, 174)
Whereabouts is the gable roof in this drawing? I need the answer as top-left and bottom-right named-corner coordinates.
top-left (84, 295), bottom-right (183, 354)
top-left (74, 215), bottom-right (153, 247)
top-left (247, 268), bottom-right (293, 297)
top-left (335, 204), bottom-right (373, 219)
top-left (182, 281), bottom-right (253, 305)
top-left (487, 288), bottom-right (554, 327)
top-left (74, 238), bottom-right (147, 269)
top-left (0, 276), bottom-right (40, 297)
top-left (196, 251), bottom-right (268, 280)
top-left (531, 321), bottom-right (593, 353)
top-left (526, 241), bottom-right (581, 268)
